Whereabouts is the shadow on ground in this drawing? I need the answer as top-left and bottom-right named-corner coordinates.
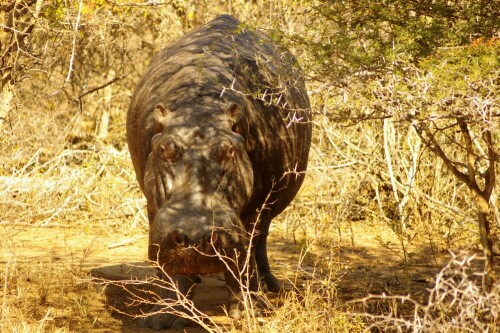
top-left (267, 233), bottom-right (497, 303)
top-left (90, 235), bottom-right (498, 332)
top-left (90, 263), bottom-right (229, 333)
top-left (4, 225), bottom-right (496, 332)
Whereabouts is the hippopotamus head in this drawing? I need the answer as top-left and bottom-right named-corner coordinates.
top-left (143, 101), bottom-right (254, 274)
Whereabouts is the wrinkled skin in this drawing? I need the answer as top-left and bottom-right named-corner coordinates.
top-left (127, 15), bottom-right (311, 330)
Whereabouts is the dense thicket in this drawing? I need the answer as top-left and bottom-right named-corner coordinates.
top-left (288, 0), bottom-right (499, 286)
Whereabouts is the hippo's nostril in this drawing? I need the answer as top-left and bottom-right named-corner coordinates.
top-left (170, 230), bottom-right (189, 246)
top-left (200, 232), bottom-right (209, 246)
top-left (198, 231), bottom-right (218, 253)
top-left (211, 231), bottom-right (218, 244)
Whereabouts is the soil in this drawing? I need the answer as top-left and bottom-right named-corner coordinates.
top-left (1, 223), bottom-right (494, 332)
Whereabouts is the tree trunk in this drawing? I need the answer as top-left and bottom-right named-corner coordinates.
top-left (474, 191), bottom-right (496, 290)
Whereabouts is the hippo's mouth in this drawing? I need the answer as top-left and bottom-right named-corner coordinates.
top-left (149, 244), bottom-right (228, 274)
top-left (149, 221), bottom-right (248, 274)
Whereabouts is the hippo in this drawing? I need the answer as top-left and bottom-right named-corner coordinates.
top-left (126, 15), bottom-right (311, 330)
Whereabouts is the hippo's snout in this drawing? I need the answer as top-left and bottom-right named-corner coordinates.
top-left (148, 203), bottom-right (245, 274)
top-left (148, 227), bottom-right (230, 275)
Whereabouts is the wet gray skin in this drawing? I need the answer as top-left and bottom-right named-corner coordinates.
top-left (127, 15), bottom-right (311, 330)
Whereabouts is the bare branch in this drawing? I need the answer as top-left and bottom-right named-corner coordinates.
top-left (105, 0), bottom-right (173, 7)
top-left (414, 122), bottom-right (471, 187)
top-left (78, 76), bottom-right (122, 112)
top-left (0, 24), bottom-right (30, 34)
top-left (458, 119), bottom-right (480, 192)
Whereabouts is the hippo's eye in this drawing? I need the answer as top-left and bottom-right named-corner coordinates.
top-left (211, 141), bottom-right (235, 164)
top-left (159, 139), bottom-right (182, 162)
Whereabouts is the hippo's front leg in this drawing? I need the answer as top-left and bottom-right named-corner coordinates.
top-left (252, 211), bottom-right (282, 293)
top-left (141, 273), bottom-right (196, 330)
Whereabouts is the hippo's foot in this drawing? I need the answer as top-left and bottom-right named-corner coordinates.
top-left (227, 292), bottom-right (270, 319)
top-left (228, 301), bottom-right (263, 320)
top-left (260, 271), bottom-right (282, 293)
top-left (141, 273), bottom-right (196, 330)
top-left (140, 305), bottom-right (189, 331)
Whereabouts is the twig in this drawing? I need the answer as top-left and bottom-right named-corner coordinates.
top-left (0, 24), bottom-right (31, 35)
top-left (105, 0), bottom-right (172, 7)
top-left (78, 76), bottom-right (122, 100)
top-left (65, 0), bottom-right (83, 83)
top-left (0, 222), bottom-right (71, 228)
top-left (108, 235), bottom-right (147, 249)
top-left (78, 76), bottom-right (122, 112)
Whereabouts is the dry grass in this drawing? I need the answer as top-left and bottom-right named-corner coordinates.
top-left (0, 251), bottom-right (111, 332)
top-left (350, 252), bottom-right (499, 332)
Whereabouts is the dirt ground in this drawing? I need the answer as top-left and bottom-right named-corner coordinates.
top-left (0, 223), bottom-right (494, 332)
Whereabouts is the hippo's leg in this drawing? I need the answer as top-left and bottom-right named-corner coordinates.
top-left (141, 273), bottom-right (196, 330)
top-left (255, 214), bottom-right (281, 292)
top-left (147, 205), bottom-right (155, 224)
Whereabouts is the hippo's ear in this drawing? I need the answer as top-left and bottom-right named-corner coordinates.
top-left (153, 103), bottom-right (170, 134)
top-left (226, 103), bottom-right (242, 131)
